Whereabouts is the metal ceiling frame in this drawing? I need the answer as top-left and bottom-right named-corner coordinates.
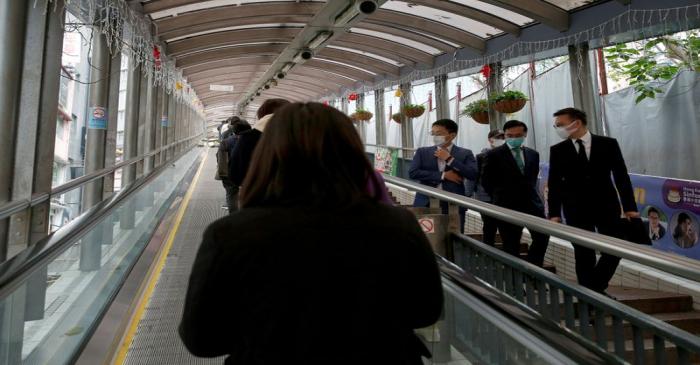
top-left (135, 0), bottom-right (696, 120)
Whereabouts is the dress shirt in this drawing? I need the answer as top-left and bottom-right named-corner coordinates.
top-left (571, 130), bottom-right (592, 159)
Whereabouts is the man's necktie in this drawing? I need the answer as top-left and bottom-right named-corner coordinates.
top-left (576, 139), bottom-right (588, 164)
top-left (513, 147), bottom-right (525, 174)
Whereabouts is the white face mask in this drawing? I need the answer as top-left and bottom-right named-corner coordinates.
top-left (433, 135), bottom-right (447, 146)
top-left (491, 139), bottom-right (505, 148)
top-left (555, 121), bottom-right (579, 139)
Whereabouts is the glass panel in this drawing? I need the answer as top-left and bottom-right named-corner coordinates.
top-left (55, 11), bottom-right (93, 193)
top-left (449, 0), bottom-right (533, 25)
top-left (410, 81), bottom-right (436, 148)
top-left (364, 91), bottom-right (377, 154)
top-left (0, 149), bottom-right (201, 364)
top-left (326, 45), bottom-right (403, 67)
top-left (350, 28), bottom-right (443, 55)
top-left (384, 87), bottom-right (402, 148)
top-left (150, 0), bottom-right (326, 19)
top-left (424, 280), bottom-right (578, 364)
top-left (166, 23), bottom-right (305, 42)
top-left (380, 2), bottom-right (502, 39)
top-left (543, 0), bottom-right (599, 10)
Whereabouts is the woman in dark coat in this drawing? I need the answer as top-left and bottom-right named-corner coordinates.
top-left (179, 102), bottom-right (443, 365)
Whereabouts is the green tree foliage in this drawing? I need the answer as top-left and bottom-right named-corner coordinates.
top-left (605, 31), bottom-right (700, 103)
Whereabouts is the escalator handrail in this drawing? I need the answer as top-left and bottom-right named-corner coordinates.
top-left (0, 134), bottom-right (203, 221)
top-left (384, 174), bottom-right (700, 283)
top-left (437, 255), bottom-right (624, 365)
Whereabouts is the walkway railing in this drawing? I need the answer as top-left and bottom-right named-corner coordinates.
top-left (0, 134), bottom-right (203, 221)
top-left (384, 175), bottom-right (700, 363)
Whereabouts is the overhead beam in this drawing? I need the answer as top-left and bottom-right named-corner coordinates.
top-left (183, 56), bottom-right (275, 77)
top-left (316, 48), bottom-right (400, 76)
top-left (335, 32), bottom-right (434, 64)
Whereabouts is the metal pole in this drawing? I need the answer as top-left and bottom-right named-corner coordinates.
top-left (356, 93), bottom-right (367, 143)
top-left (23, 3), bottom-right (65, 322)
top-left (374, 89), bottom-right (386, 147)
top-left (119, 58), bottom-right (140, 229)
top-left (161, 90), bottom-right (170, 163)
top-left (434, 74), bottom-right (449, 120)
top-left (144, 74), bottom-right (156, 175)
top-left (0, 3), bottom-right (29, 362)
top-left (136, 70), bottom-right (148, 179)
top-left (487, 62), bottom-right (505, 130)
top-left (100, 50), bottom-right (121, 247)
top-left (568, 43), bottom-right (602, 134)
top-left (153, 85), bottom-right (163, 168)
top-left (80, 25), bottom-right (111, 272)
top-left (399, 82), bottom-right (414, 159)
top-left (0, 1), bottom-right (28, 263)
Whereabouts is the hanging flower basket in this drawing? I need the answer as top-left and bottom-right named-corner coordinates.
top-left (391, 113), bottom-right (402, 123)
top-left (490, 90), bottom-right (528, 114)
top-left (402, 104), bottom-right (426, 118)
top-left (353, 109), bottom-right (373, 121)
top-left (471, 112), bottom-right (490, 124)
top-left (462, 99), bottom-right (490, 125)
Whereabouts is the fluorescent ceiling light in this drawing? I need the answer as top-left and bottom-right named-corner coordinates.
top-left (210, 84), bottom-right (235, 92)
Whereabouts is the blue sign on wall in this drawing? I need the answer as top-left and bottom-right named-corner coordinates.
top-left (537, 163), bottom-right (700, 260)
top-left (88, 106), bottom-right (107, 129)
top-left (161, 115), bottom-right (169, 127)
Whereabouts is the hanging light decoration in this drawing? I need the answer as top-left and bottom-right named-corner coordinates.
top-left (394, 88), bottom-right (403, 98)
top-left (480, 65), bottom-right (492, 79)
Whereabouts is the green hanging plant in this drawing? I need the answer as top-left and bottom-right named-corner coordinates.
top-left (462, 99), bottom-right (490, 125)
top-left (402, 104), bottom-right (426, 118)
top-left (489, 90), bottom-right (528, 113)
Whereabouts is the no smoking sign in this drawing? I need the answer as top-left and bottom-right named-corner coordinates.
top-left (418, 218), bottom-right (435, 234)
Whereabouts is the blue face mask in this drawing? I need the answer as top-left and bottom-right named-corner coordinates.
top-left (506, 137), bottom-right (525, 148)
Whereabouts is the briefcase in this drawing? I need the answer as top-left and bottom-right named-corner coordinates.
top-left (620, 218), bottom-right (652, 245)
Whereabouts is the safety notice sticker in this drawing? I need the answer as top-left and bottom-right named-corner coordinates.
top-left (88, 106), bottom-right (107, 129)
top-left (418, 218), bottom-right (435, 234)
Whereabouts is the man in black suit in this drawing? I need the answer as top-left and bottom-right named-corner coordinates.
top-left (481, 120), bottom-right (550, 266)
top-left (548, 108), bottom-right (639, 297)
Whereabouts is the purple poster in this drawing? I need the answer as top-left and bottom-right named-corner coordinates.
top-left (537, 163), bottom-right (700, 260)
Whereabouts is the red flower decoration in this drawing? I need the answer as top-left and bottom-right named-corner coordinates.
top-left (348, 92), bottom-right (358, 101)
top-left (480, 64), bottom-right (491, 79)
top-left (153, 45), bottom-right (162, 70)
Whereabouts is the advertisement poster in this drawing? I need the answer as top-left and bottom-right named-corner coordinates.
top-left (537, 163), bottom-right (700, 260)
top-left (88, 106), bottom-right (107, 130)
top-left (374, 147), bottom-right (398, 176)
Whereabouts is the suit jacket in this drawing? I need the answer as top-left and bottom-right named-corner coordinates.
top-left (547, 134), bottom-right (637, 224)
top-left (408, 145), bottom-right (477, 207)
top-left (481, 144), bottom-right (544, 216)
top-left (644, 221), bottom-right (666, 241)
top-left (179, 199), bottom-right (443, 365)
top-left (228, 128), bottom-right (262, 186)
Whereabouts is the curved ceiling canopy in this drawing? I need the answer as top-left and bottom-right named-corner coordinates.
top-left (137, 0), bottom-right (598, 119)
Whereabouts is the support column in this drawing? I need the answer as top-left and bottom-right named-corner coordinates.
top-left (144, 74), bottom-right (156, 175)
top-left (434, 74), bottom-right (449, 120)
top-left (119, 59), bottom-right (140, 230)
top-left (568, 43), bottom-right (602, 134)
top-left (25, 4), bottom-right (64, 323)
top-left (136, 71), bottom-right (148, 179)
top-left (0, 1), bottom-right (28, 263)
top-left (153, 85), bottom-right (162, 168)
top-left (103, 52), bottom-right (121, 200)
top-left (374, 89), bottom-right (386, 147)
top-left (487, 62), bottom-right (505, 130)
top-left (356, 93), bottom-right (367, 143)
top-left (159, 89), bottom-right (168, 165)
top-left (399, 83), bottom-right (414, 159)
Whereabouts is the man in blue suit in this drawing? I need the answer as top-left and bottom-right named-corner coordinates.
top-left (409, 119), bottom-right (477, 233)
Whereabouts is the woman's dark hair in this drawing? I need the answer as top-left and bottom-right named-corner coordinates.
top-left (240, 102), bottom-right (379, 208)
top-left (232, 120), bottom-right (251, 135)
top-left (673, 212), bottom-right (692, 239)
top-left (257, 98), bottom-right (290, 119)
